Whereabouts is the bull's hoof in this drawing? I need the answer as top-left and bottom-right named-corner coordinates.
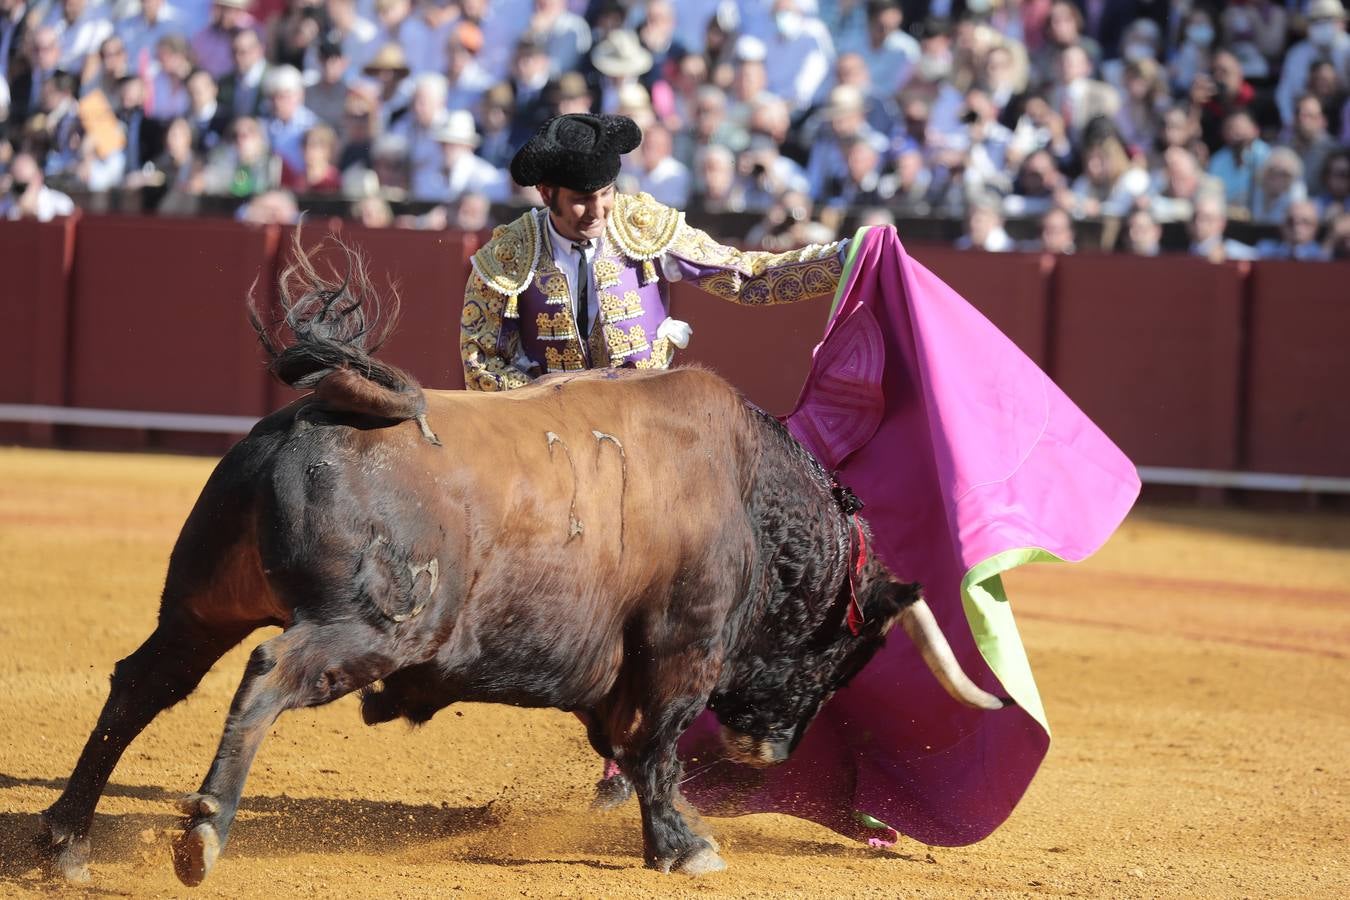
top-left (171, 822), bottom-right (220, 887)
top-left (176, 793), bottom-right (221, 818)
top-left (360, 686), bottom-right (404, 725)
top-left (660, 844), bottom-right (726, 876)
top-left (36, 813), bottom-right (91, 883)
top-left (590, 773), bottom-right (634, 811)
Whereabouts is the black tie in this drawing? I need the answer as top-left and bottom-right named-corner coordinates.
top-left (573, 240), bottom-right (592, 356)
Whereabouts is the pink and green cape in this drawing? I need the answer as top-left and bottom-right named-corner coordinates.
top-left (677, 225), bottom-right (1140, 846)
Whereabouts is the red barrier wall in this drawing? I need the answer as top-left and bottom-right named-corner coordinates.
top-left (1051, 255), bottom-right (1246, 470)
top-left (65, 216), bottom-right (277, 448)
top-left (0, 218), bottom-right (76, 442)
top-left (7, 213), bottom-right (1350, 480)
top-left (667, 283), bottom-right (833, 415)
top-left (909, 246), bottom-right (1052, 368)
top-left (1245, 261), bottom-right (1350, 476)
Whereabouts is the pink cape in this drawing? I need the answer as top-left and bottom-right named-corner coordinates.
top-left (677, 226), bottom-right (1140, 846)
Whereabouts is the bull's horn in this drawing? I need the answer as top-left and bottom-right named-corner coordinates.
top-left (898, 599), bottom-right (1011, 711)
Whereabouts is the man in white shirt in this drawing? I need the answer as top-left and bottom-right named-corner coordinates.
top-left (118, 0), bottom-right (185, 66)
top-left (762, 0), bottom-right (833, 111)
top-left (0, 152), bottom-right (76, 221)
top-left (262, 65), bottom-right (318, 172)
top-left (425, 110), bottom-right (508, 203)
top-left (50, 0), bottom-right (113, 72)
top-left (634, 122), bottom-right (690, 208)
top-left (1275, 0), bottom-right (1350, 126)
top-left (395, 72), bottom-right (449, 198)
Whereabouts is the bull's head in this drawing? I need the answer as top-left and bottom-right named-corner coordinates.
top-left (710, 565), bottom-right (1009, 768)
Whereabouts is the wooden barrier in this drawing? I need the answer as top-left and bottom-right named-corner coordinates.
top-left (0, 218), bottom-right (77, 443)
top-left (5, 213), bottom-right (1350, 480)
top-left (64, 216), bottom-right (278, 449)
top-left (1245, 261), bottom-right (1350, 476)
top-left (1050, 254), bottom-right (1246, 470)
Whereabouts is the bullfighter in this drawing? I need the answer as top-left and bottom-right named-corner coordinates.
top-left (460, 112), bottom-right (848, 390)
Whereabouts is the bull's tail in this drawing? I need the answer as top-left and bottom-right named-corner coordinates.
top-left (249, 232), bottom-right (437, 442)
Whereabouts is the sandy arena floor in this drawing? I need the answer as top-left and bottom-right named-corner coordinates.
top-left (0, 447), bottom-right (1346, 898)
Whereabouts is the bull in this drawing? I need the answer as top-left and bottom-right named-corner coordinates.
top-left (37, 242), bottom-right (1007, 886)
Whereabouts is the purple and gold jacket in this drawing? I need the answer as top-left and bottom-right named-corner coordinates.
top-left (461, 192), bottom-right (845, 391)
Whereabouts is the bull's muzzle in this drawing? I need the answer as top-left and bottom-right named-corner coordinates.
top-left (720, 726), bottom-right (792, 768)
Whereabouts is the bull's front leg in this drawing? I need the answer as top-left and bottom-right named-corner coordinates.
top-left (623, 695), bottom-right (726, 876)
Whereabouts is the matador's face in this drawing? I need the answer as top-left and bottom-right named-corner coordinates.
top-left (541, 182), bottom-right (616, 243)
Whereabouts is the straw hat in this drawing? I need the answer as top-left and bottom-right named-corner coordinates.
top-left (434, 110), bottom-right (480, 147)
top-left (591, 29), bottom-right (653, 78)
top-left (362, 44), bottom-right (411, 76)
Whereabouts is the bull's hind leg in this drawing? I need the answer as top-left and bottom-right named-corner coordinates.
top-left (39, 613), bottom-right (253, 882)
top-left (171, 621), bottom-right (395, 887)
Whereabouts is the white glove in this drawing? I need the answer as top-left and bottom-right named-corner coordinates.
top-left (656, 317), bottom-right (693, 349)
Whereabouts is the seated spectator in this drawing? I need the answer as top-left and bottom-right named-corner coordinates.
top-left (0, 152), bottom-right (75, 220)
top-left (1326, 211), bottom-right (1350, 260)
top-left (528, 0), bottom-right (591, 78)
top-left (1026, 205), bottom-right (1076, 254)
top-left (760, 0), bottom-right (832, 112)
top-left (691, 143), bottom-right (746, 214)
top-left (37, 71), bottom-right (82, 178)
top-left (1256, 199), bottom-right (1330, 260)
top-left (821, 134), bottom-right (890, 210)
top-left (1121, 207), bottom-right (1163, 257)
top-left (955, 88), bottom-right (1015, 199)
top-left (1114, 58), bottom-right (1166, 154)
top-left (1189, 191), bottom-right (1258, 262)
top-left (955, 196), bottom-right (1013, 252)
top-left (1003, 147), bottom-right (1066, 217)
top-left (745, 189), bottom-right (826, 252)
top-left (362, 43), bottom-right (413, 130)
top-left (1250, 148), bottom-right (1308, 225)
top-left (674, 84), bottom-right (746, 169)
top-left (327, 0), bottom-right (380, 73)
top-left (307, 41), bottom-right (352, 130)
top-left (84, 35), bottom-right (130, 101)
top-left (1045, 44), bottom-right (1119, 148)
top-left (633, 121), bottom-right (690, 209)
top-left (51, 0), bottom-right (112, 74)
top-left (889, 146), bottom-right (935, 215)
top-left (445, 21), bottom-right (493, 113)
top-left (119, 0), bottom-right (186, 67)
top-left (10, 26), bottom-right (62, 125)
top-left (806, 85), bottom-right (888, 198)
top-left (262, 65), bottom-right (318, 173)
top-left (201, 115), bottom-right (277, 197)
top-left (266, 0), bottom-right (327, 73)
top-left (236, 187), bottom-right (299, 223)
top-left (1155, 104), bottom-right (1208, 168)
top-left (113, 75), bottom-right (157, 172)
top-left (977, 41), bottom-right (1028, 126)
top-left (1102, 18), bottom-right (1163, 91)
top-left (1315, 149), bottom-right (1350, 221)
top-left (1221, 1), bottom-right (1286, 79)
top-left (144, 116), bottom-right (198, 192)
top-left (1067, 131), bottom-right (1149, 219)
top-left (454, 190), bottom-right (491, 232)
top-left (1192, 48), bottom-right (1257, 155)
top-left (1032, 0), bottom-right (1101, 87)
top-left (1275, 0), bottom-right (1349, 127)
top-left (192, 0), bottom-right (259, 80)
top-left (1149, 146), bottom-right (1214, 224)
top-left (337, 90), bottom-right (376, 173)
top-left (725, 35), bottom-right (769, 131)
top-left (856, 0), bottom-right (918, 96)
top-left (281, 123), bottom-right (342, 194)
top-left (395, 72), bottom-right (449, 197)
top-left (352, 194), bottom-right (393, 228)
top-left (830, 51), bottom-right (900, 140)
top-left (147, 34), bottom-right (194, 121)
top-left (1279, 94), bottom-right (1336, 200)
top-left (219, 27), bottom-right (270, 121)
top-left (1169, 6), bottom-right (1216, 95)
top-left (424, 110), bottom-right (508, 203)
top-left (476, 83), bottom-right (516, 169)
top-left (1007, 95), bottom-right (1074, 174)
top-left (1207, 110), bottom-right (1270, 210)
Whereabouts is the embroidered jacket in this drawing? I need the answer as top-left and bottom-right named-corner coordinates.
top-left (461, 191), bottom-right (845, 391)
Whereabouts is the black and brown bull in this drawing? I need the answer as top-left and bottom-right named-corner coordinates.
top-left (37, 243), bottom-right (1008, 886)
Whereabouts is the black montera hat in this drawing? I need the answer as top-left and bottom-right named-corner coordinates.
top-left (509, 114), bottom-right (642, 193)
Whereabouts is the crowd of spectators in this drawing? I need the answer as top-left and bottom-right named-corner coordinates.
top-left (1, 0), bottom-right (1348, 261)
